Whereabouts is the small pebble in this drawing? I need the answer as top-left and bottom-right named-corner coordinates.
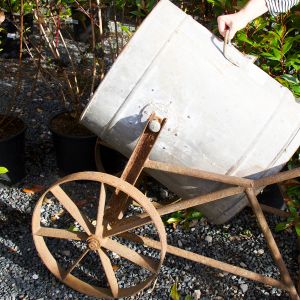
top-left (257, 249), bottom-right (264, 255)
top-left (240, 284), bottom-right (248, 293)
top-left (205, 236), bottom-right (212, 243)
top-left (193, 289), bottom-right (201, 300)
top-left (62, 250), bottom-right (71, 256)
top-left (32, 274), bottom-right (39, 280)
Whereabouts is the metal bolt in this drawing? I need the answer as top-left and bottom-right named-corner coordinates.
top-left (148, 119), bottom-right (161, 133)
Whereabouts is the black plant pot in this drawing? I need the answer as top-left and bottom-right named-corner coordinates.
top-left (0, 117), bottom-right (26, 184)
top-left (95, 140), bottom-right (128, 175)
top-left (70, 6), bottom-right (110, 43)
top-left (49, 113), bottom-right (97, 175)
top-left (257, 184), bottom-right (285, 209)
top-left (71, 7), bottom-right (91, 43)
top-left (0, 13), bottom-right (33, 59)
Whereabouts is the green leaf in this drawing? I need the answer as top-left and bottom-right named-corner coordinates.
top-left (295, 223), bottom-right (300, 236)
top-left (0, 167), bottom-right (8, 174)
top-left (282, 40), bottom-right (293, 54)
top-left (275, 222), bottom-right (289, 232)
top-left (170, 283), bottom-right (180, 300)
top-left (236, 32), bottom-right (254, 45)
top-left (186, 210), bottom-right (204, 221)
top-left (166, 217), bottom-right (182, 224)
top-left (287, 215), bottom-right (296, 223)
top-left (288, 206), bottom-right (298, 217)
top-left (253, 17), bottom-right (268, 32)
top-left (120, 24), bottom-right (132, 36)
top-left (274, 24), bottom-right (284, 39)
top-left (184, 296), bottom-right (193, 300)
top-left (130, 10), bottom-right (145, 17)
top-left (282, 74), bottom-right (299, 85)
top-left (266, 31), bottom-right (281, 42)
top-left (241, 229), bottom-right (253, 237)
top-left (261, 52), bottom-right (281, 61)
top-left (171, 211), bottom-right (184, 219)
top-left (272, 48), bottom-right (282, 60)
top-left (292, 85), bottom-right (300, 96)
top-left (68, 225), bottom-right (80, 232)
top-left (146, 0), bottom-right (156, 11)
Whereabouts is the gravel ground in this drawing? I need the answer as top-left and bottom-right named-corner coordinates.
top-left (0, 44), bottom-right (299, 299)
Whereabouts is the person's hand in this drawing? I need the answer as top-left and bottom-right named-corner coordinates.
top-left (217, 0), bottom-right (269, 40)
top-left (217, 11), bottom-right (250, 40)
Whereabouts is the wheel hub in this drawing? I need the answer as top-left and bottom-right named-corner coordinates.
top-left (87, 235), bottom-right (101, 251)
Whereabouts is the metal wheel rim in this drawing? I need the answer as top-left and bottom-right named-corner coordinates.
top-left (32, 171), bottom-right (167, 299)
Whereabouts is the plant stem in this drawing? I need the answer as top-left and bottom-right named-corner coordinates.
top-left (112, 0), bottom-right (119, 56)
top-left (49, 10), bottom-right (80, 96)
top-left (89, 0), bottom-right (97, 97)
top-left (96, 0), bottom-right (105, 81)
top-left (0, 0), bottom-right (24, 129)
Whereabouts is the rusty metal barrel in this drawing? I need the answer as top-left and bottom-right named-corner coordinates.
top-left (80, 0), bottom-right (300, 224)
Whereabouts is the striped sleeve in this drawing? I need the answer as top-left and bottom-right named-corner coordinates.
top-left (265, 0), bottom-right (300, 16)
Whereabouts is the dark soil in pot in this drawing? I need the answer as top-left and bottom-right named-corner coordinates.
top-left (0, 115), bottom-right (26, 184)
top-left (49, 112), bottom-right (97, 175)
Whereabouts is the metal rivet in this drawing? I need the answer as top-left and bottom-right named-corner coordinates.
top-left (148, 120), bottom-right (161, 133)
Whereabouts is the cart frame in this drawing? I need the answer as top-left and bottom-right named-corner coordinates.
top-left (32, 113), bottom-right (300, 299)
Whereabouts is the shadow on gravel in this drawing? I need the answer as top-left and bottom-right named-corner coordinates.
top-left (0, 201), bottom-right (47, 276)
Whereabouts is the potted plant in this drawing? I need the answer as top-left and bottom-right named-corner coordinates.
top-left (0, 2), bottom-right (28, 184)
top-left (0, 0), bottom-right (34, 58)
top-left (31, 0), bottom-right (135, 175)
top-left (32, 0), bottom-right (104, 175)
top-left (0, 116), bottom-right (26, 184)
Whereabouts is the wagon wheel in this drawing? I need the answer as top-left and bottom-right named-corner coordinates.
top-left (32, 171), bottom-right (167, 299)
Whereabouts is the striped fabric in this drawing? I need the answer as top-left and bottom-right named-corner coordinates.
top-left (265, 0), bottom-right (300, 16)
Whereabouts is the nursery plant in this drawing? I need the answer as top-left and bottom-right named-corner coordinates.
top-left (0, 0), bottom-right (28, 183)
top-left (29, 0), bottom-right (131, 174)
top-left (275, 183), bottom-right (300, 236)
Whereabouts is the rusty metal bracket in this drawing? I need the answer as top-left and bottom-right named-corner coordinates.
top-left (107, 112), bottom-right (166, 222)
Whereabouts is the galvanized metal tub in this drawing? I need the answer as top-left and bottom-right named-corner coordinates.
top-left (80, 0), bottom-right (300, 224)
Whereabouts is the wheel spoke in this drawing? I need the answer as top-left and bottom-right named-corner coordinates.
top-left (63, 248), bottom-right (90, 278)
top-left (97, 248), bottom-right (119, 298)
top-left (103, 213), bottom-right (152, 239)
top-left (50, 185), bottom-right (94, 235)
top-left (102, 238), bottom-right (159, 273)
top-left (95, 183), bottom-right (106, 237)
top-left (34, 227), bottom-right (88, 241)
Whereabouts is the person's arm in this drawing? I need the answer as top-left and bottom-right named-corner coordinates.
top-left (218, 0), bottom-right (299, 39)
top-left (266, 0), bottom-right (300, 16)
